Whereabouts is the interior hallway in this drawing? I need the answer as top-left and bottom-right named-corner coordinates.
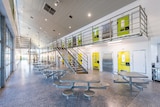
top-left (0, 60), bottom-right (160, 107)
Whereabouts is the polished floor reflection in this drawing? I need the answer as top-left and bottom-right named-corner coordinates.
top-left (0, 60), bottom-right (160, 107)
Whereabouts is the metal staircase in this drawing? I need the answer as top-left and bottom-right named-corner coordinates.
top-left (68, 47), bottom-right (88, 73)
top-left (56, 47), bottom-right (75, 73)
top-left (56, 47), bottom-right (88, 74)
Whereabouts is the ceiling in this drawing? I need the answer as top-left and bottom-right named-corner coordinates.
top-left (16, 0), bottom-right (136, 48)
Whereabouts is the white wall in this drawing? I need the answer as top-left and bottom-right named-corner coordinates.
top-left (139, 0), bottom-right (160, 36)
top-left (150, 36), bottom-right (160, 64)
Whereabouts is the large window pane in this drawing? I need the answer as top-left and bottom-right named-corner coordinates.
top-left (0, 14), bottom-right (1, 41)
top-left (0, 42), bottom-right (1, 68)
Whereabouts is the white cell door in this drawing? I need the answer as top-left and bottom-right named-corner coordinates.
top-left (133, 50), bottom-right (146, 73)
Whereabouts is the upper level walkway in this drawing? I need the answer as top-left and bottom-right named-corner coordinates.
top-left (0, 60), bottom-right (160, 107)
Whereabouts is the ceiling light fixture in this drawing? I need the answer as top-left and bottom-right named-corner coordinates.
top-left (108, 40), bottom-right (122, 44)
top-left (58, 33), bottom-right (61, 35)
top-left (69, 26), bottom-right (71, 29)
top-left (54, 3), bottom-right (58, 6)
top-left (45, 18), bottom-right (48, 21)
top-left (54, 0), bottom-right (60, 6)
top-left (88, 13), bottom-right (92, 17)
top-left (40, 27), bottom-right (42, 30)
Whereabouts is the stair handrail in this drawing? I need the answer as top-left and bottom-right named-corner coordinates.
top-left (56, 47), bottom-right (75, 73)
top-left (70, 47), bottom-right (88, 70)
top-left (65, 48), bottom-right (88, 73)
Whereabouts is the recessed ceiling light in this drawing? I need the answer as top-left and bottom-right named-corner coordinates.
top-left (54, 3), bottom-right (58, 6)
top-left (69, 26), bottom-right (71, 29)
top-left (40, 27), bottom-right (42, 29)
top-left (88, 13), bottom-right (92, 17)
top-left (45, 18), bottom-right (48, 21)
top-left (58, 33), bottom-right (61, 35)
top-left (54, 0), bottom-right (60, 6)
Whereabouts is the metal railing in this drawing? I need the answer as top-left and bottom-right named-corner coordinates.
top-left (67, 48), bottom-right (87, 72)
top-left (50, 5), bottom-right (147, 48)
top-left (68, 47), bottom-right (88, 71)
top-left (56, 47), bottom-right (88, 73)
top-left (56, 47), bottom-right (75, 73)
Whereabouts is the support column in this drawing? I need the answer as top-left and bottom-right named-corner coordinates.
top-left (12, 36), bottom-right (15, 73)
top-left (0, 14), bottom-right (6, 88)
top-left (29, 38), bottom-right (31, 64)
top-left (0, 13), bottom-right (1, 88)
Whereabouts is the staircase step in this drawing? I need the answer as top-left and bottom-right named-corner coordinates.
top-left (76, 71), bottom-right (88, 74)
top-left (76, 69), bottom-right (83, 71)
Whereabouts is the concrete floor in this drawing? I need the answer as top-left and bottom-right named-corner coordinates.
top-left (0, 61), bottom-right (160, 107)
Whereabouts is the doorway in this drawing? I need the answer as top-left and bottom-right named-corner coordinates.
top-left (78, 53), bottom-right (82, 65)
top-left (92, 52), bottom-right (100, 70)
top-left (133, 50), bottom-right (146, 73)
top-left (102, 53), bottom-right (113, 72)
top-left (118, 51), bottom-right (130, 72)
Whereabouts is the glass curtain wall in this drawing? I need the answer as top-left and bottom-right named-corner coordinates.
top-left (0, 6), bottom-right (14, 88)
top-left (0, 13), bottom-right (2, 87)
top-left (5, 26), bottom-right (13, 80)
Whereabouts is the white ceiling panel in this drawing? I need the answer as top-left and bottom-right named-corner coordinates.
top-left (16, 0), bottom-right (136, 47)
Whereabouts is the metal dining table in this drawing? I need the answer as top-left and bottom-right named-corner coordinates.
top-left (118, 71), bottom-right (148, 91)
top-left (43, 67), bottom-right (67, 79)
top-left (60, 73), bottom-right (100, 90)
top-left (59, 73), bottom-right (108, 99)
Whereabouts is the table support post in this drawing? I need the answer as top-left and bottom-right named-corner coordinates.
top-left (71, 82), bottom-right (75, 89)
top-left (129, 77), bottom-right (132, 91)
top-left (87, 82), bottom-right (90, 90)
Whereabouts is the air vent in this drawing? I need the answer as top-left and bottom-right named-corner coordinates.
top-left (44, 3), bottom-right (56, 15)
top-left (49, 8), bottom-right (56, 15)
top-left (44, 3), bottom-right (50, 11)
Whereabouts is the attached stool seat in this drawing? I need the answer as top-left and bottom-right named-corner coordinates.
top-left (62, 89), bottom-right (73, 99)
top-left (53, 81), bottom-right (61, 86)
top-left (84, 90), bottom-right (95, 100)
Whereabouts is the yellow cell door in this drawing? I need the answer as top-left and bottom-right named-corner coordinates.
top-left (68, 55), bottom-right (72, 64)
top-left (61, 54), bottom-right (64, 65)
top-left (118, 51), bottom-right (130, 72)
top-left (92, 52), bottom-right (100, 70)
top-left (78, 53), bottom-right (82, 65)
